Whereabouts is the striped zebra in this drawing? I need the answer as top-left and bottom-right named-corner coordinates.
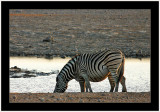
top-left (54, 49), bottom-right (127, 93)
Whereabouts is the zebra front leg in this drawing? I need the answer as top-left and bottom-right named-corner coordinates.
top-left (85, 81), bottom-right (92, 92)
top-left (79, 81), bottom-right (85, 92)
top-left (120, 76), bottom-right (127, 92)
top-left (81, 74), bottom-right (93, 92)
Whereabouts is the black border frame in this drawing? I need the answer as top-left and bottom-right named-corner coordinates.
top-left (1, 1), bottom-right (159, 111)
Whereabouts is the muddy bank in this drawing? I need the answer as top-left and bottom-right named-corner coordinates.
top-left (9, 66), bottom-right (59, 78)
top-left (9, 9), bottom-right (151, 58)
top-left (10, 92), bottom-right (151, 103)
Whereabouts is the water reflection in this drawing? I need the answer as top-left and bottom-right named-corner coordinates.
top-left (10, 57), bottom-right (71, 72)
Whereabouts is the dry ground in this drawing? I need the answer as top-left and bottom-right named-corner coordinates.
top-left (9, 9), bottom-right (151, 58)
top-left (10, 92), bottom-right (151, 103)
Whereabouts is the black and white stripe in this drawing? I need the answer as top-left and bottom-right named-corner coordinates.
top-left (54, 49), bottom-right (127, 93)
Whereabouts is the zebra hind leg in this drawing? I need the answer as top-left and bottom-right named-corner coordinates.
top-left (120, 76), bottom-right (127, 92)
top-left (108, 73), bottom-right (115, 92)
top-left (107, 59), bottom-right (124, 92)
top-left (109, 72), bottom-right (119, 92)
top-left (115, 81), bottom-right (119, 92)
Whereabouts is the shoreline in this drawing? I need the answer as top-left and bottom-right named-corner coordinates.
top-left (9, 53), bottom-right (150, 59)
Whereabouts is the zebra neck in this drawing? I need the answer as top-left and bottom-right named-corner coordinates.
top-left (61, 72), bottom-right (74, 83)
top-left (60, 56), bottom-right (79, 83)
top-left (61, 64), bottom-right (76, 83)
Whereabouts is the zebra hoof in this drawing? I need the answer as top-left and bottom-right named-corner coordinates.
top-left (89, 89), bottom-right (93, 92)
top-left (122, 90), bottom-right (127, 92)
top-left (122, 89), bottom-right (127, 92)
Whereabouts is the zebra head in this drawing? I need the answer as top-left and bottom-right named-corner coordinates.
top-left (54, 75), bottom-right (68, 93)
top-left (54, 57), bottom-right (78, 93)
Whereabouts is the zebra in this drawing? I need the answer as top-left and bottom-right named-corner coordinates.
top-left (54, 49), bottom-right (127, 93)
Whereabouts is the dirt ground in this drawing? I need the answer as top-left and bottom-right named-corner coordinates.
top-left (9, 9), bottom-right (151, 58)
top-left (10, 92), bottom-right (151, 103)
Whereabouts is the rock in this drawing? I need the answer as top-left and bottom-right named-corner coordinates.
top-left (43, 37), bottom-right (51, 42)
top-left (66, 94), bottom-right (69, 97)
top-left (10, 73), bottom-right (26, 78)
top-left (68, 97), bottom-right (73, 100)
top-left (51, 70), bottom-right (59, 74)
top-left (37, 55), bottom-right (42, 58)
top-left (13, 95), bottom-right (17, 100)
top-left (23, 73), bottom-right (36, 78)
top-left (45, 54), bottom-right (53, 59)
top-left (24, 71), bottom-right (31, 74)
top-left (79, 98), bottom-right (83, 103)
top-left (36, 72), bottom-right (50, 76)
top-left (21, 68), bottom-right (28, 72)
top-left (10, 72), bottom-right (15, 76)
top-left (60, 55), bottom-right (65, 59)
top-left (97, 99), bottom-right (101, 102)
top-left (10, 66), bottom-right (21, 72)
top-left (30, 69), bottom-right (37, 73)
top-left (53, 99), bottom-right (58, 102)
top-left (50, 95), bottom-right (55, 98)
top-left (101, 93), bottom-right (105, 96)
top-left (39, 98), bottom-right (45, 102)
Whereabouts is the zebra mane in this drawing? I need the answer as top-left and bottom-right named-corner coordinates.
top-left (69, 54), bottom-right (80, 62)
top-left (56, 55), bottom-right (79, 82)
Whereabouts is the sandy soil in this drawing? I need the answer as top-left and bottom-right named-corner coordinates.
top-left (9, 9), bottom-right (151, 58)
top-left (10, 92), bottom-right (151, 103)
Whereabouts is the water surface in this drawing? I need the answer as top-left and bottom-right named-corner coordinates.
top-left (10, 57), bottom-right (150, 92)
